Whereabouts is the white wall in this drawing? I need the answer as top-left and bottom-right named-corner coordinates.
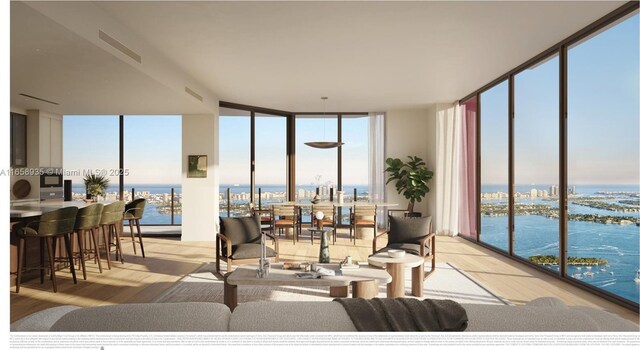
top-left (181, 113), bottom-right (219, 241)
top-left (385, 106), bottom-right (437, 222)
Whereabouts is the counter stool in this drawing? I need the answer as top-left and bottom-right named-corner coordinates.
top-left (72, 203), bottom-right (104, 279)
top-left (100, 201), bottom-right (125, 268)
top-left (15, 207), bottom-right (79, 293)
top-left (124, 198), bottom-right (146, 258)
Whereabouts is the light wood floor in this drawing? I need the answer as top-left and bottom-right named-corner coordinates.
top-left (10, 229), bottom-right (640, 324)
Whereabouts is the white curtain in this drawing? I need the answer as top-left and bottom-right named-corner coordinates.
top-left (435, 103), bottom-right (463, 236)
top-left (368, 112), bottom-right (386, 228)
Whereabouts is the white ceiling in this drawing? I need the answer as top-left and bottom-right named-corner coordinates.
top-left (11, 1), bottom-right (625, 114)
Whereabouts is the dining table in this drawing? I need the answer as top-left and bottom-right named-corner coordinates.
top-left (268, 201), bottom-right (397, 240)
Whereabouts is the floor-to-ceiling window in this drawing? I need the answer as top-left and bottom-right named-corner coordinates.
top-left (254, 113), bottom-right (287, 208)
top-left (63, 116), bottom-right (120, 200)
top-left (341, 115), bottom-right (369, 224)
top-left (567, 13), bottom-right (639, 302)
top-left (124, 116), bottom-right (182, 225)
top-left (479, 81), bottom-right (510, 252)
top-left (64, 115), bottom-right (183, 226)
top-left (470, 5), bottom-right (639, 306)
top-left (218, 108), bottom-right (251, 217)
top-left (295, 115), bottom-right (338, 221)
top-left (513, 54), bottom-right (560, 272)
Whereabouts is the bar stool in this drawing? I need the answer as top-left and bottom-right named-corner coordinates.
top-left (72, 203), bottom-right (104, 279)
top-left (15, 207), bottom-right (79, 293)
top-left (124, 198), bottom-right (146, 258)
top-left (100, 201), bottom-right (125, 268)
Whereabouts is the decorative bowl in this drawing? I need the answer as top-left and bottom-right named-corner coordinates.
top-left (387, 249), bottom-right (405, 258)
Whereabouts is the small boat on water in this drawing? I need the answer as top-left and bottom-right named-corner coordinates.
top-left (634, 269), bottom-right (640, 284)
top-left (600, 268), bottom-right (606, 272)
top-left (576, 267), bottom-right (582, 271)
top-left (572, 273), bottom-right (583, 279)
top-left (583, 271), bottom-right (595, 277)
top-left (609, 272), bottom-right (615, 275)
top-left (586, 266), bottom-right (592, 270)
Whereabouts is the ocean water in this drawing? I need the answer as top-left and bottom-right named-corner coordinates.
top-left (481, 184), bottom-right (640, 303)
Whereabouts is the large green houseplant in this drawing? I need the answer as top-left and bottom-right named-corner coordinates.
top-left (384, 156), bottom-right (434, 216)
top-left (83, 173), bottom-right (110, 200)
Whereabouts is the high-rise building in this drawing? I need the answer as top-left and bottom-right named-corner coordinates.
top-left (530, 188), bottom-right (538, 198)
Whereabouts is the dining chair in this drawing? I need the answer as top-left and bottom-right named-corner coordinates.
top-left (311, 203), bottom-right (337, 244)
top-left (99, 201), bottom-right (126, 268)
top-left (15, 207), bottom-right (79, 293)
top-left (271, 205), bottom-right (298, 245)
top-left (124, 198), bottom-right (146, 258)
top-left (250, 203), bottom-right (273, 234)
top-left (349, 204), bottom-right (377, 245)
top-left (72, 203), bottom-right (104, 279)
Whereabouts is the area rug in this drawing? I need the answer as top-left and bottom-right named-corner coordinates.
top-left (153, 262), bottom-right (511, 305)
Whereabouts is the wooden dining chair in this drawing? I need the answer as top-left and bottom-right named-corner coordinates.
top-left (271, 205), bottom-right (298, 245)
top-left (311, 203), bottom-right (337, 244)
top-left (349, 204), bottom-right (377, 245)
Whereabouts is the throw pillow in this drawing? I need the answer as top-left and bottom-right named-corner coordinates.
top-left (220, 215), bottom-right (261, 245)
top-left (387, 215), bottom-right (432, 245)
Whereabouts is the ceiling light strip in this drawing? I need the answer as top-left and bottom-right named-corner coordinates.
top-left (18, 93), bottom-right (59, 105)
top-left (185, 86), bottom-right (204, 102)
top-left (98, 30), bottom-right (142, 64)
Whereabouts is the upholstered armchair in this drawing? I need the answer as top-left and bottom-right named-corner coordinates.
top-left (372, 215), bottom-right (435, 280)
top-left (216, 215), bottom-right (279, 273)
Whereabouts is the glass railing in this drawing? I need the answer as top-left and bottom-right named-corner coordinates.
top-left (128, 186), bottom-right (182, 225)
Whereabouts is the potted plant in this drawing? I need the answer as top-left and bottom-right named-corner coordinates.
top-left (384, 156), bottom-right (434, 217)
top-left (83, 173), bottom-right (110, 201)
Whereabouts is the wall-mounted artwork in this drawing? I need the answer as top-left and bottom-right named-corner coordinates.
top-left (188, 155), bottom-right (207, 178)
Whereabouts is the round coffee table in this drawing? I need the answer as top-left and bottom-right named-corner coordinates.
top-left (368, 252), bottom-right (424, 298)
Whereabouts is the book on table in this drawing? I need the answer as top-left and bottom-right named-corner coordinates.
top-left (295, 267), bottom-right (342, 279)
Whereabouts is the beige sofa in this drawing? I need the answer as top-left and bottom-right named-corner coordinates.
top-left (10, 298), bottom-right (638, 332)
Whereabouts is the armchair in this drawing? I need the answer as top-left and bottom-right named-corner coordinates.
top-left (216, 215), bottom-right (279, 273)
top-left (372, 215), bottom-right (435, 280)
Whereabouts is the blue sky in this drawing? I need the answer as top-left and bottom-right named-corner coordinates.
top-left (64, 14), bottom-right (638, 188)
top-left (481, 13), bottom-right (639, 186)
top-left (218, 114), bottom-right (369, 186)
top-left (63, 115), bottom-right (182, 185)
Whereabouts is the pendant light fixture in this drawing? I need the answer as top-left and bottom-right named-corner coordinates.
top-left (304, 97), bottom-right (344, 149)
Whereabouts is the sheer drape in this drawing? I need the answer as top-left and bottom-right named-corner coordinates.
top-left (458, 101), bottom-right (477, 238)
top-left (435, 104), bottom-right (460, 236)
top-left (368, 112), bottom-right (386, 228)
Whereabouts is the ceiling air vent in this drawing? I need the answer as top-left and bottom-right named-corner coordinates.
top-left (19, 93), bottom-right (59, 105)
top-left (185, 86), bottom-right (203, 102)
top-left (98, 30), bottom-right (142, 64)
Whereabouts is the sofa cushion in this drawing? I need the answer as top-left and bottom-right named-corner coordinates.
top-left (463, 301), bottom-right (639, 331)
top-left (50, 302), bottom-right (230, 332)
top-left (230, 301), bottom-right (357, 332)
top-left (10, 306), bottom-right (81, 332)
top-left (387, 216), bottom-right (432, 245)
top-left (224, 243), bottom-right (277, 259)
top-left (220, 215), bottom-right (261, 245)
